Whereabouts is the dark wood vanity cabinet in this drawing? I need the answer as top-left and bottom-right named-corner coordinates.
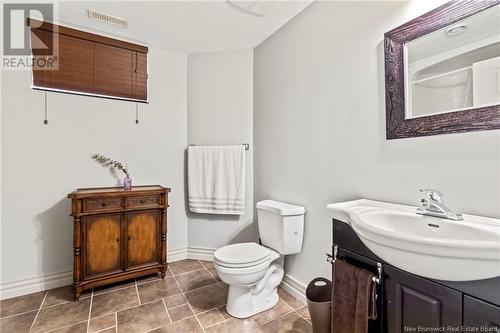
top-left (463, 296), bottom-right (500, 330)
top-left (384, 266), bottom-right (462, 332)
top-left (332, 219), bottom-right (500, 333)
top-left (68, 186), bottom-right (170, 300)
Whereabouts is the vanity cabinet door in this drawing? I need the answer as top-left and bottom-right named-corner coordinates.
top-left (125, 210), bottom-right (160, 270)
top-left (83, 213), bottom-right (123, 279)
top-left (463, 295), bottom-right (500, 330)
top-left (384, 266), bottom-right (462, 333)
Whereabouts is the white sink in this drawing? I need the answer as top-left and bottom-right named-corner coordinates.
top-left (327, 199), bottom-right (500, 281)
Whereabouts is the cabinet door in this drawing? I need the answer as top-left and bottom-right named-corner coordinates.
top-left (125, 210), bottom-right (160, 269)
top-left (84, 214), bottom-right (122, 278)
top-left (464, 295), bottom-right (500, 331)
top-left (385, 266), bottom-right (462, 333)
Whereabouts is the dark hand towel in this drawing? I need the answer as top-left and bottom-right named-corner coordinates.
top-left (332, 259), bottom-right (377, 333)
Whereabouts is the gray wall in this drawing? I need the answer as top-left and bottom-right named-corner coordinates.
top-left (1, 46), bottom-right (188, 296)
top-left (187, 49), bottom-right (256, 250)
top-left (254, 1), bottom-right (500, 285)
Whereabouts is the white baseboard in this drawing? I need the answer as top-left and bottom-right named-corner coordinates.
top-left (0, 247), bottom-right (204, 300)
top-left (167, 247), bottom-right (188, 262)
top-left (281, 273), bottom-right (307, 303)
top-left (0, 247), bottom-right (307, 302)
top-left (0, 270), bottom-right (73, 301)
top-left (167, 246), bottom-right (216, 262)
top-left (186, 246), bottom-right (216, 261)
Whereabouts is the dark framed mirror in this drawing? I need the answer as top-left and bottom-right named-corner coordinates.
top-left (384, 1), bottom-right (500, 139)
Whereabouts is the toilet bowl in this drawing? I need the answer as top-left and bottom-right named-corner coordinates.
top-left (214, 200), bottom-right (305, 318)
top-left (214, 242), bottom-right (283, 318)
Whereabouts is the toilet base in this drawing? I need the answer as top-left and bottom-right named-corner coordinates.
top-left (225, 264), bottom-right (284, 318)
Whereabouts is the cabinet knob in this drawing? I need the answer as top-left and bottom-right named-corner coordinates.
top-left (116, 238), bottom-right (119, 242)
top-left (101, 202), bottom-right (107, 207)
top-left (128, 236), bottom-right (131, 241)
top-left (140, 200), bottom-right (145, 204)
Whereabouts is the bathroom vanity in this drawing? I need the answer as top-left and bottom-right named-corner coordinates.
top-left (328, 200), bottom-right (500, 332)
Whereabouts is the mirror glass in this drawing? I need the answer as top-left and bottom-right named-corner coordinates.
top-left (405, 5), bottom-right (500, 118)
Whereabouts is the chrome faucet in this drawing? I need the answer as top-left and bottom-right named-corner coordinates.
top-left (416, 189), bottom-right (463, 221)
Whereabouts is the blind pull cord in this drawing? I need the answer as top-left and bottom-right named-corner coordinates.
top-left (43, 91), bottom-right (48, 125)
top-left (135, 102), bottom-right (139, 124)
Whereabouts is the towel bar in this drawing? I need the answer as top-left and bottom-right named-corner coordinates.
top-left (327, 245), bottom-right (382, 284)
top-left (188, 143), bottom-right (250, 151)
top-left (372, 262), bottom-right (382, 285)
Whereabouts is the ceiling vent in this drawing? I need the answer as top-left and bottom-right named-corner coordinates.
top-left (88, 10), bottom-right (128, 27)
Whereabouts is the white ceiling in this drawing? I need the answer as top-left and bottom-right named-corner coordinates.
top-left (55, 1), bottom-right (313, 53)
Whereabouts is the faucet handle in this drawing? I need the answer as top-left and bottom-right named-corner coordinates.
top-left (419, 189), bottom-right (443, 202)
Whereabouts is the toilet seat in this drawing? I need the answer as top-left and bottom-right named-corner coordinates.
top-left (214, 242), bottom-right (279, 273)
top-left (215, 242), bottom-right (270, 266)
top-left (215, 257), bottom-right (277, 275)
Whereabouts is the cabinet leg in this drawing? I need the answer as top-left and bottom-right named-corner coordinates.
top-left (160, 267), bottom-right (167, 279)
top-left (73, 285), bottom-right (82, 301)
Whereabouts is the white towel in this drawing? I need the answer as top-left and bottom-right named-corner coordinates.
top-left (188, 145), bottom-right (246, 215)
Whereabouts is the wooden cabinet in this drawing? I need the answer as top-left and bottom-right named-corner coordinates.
top-left (68, 185), bottom-right (170, 300)
top-left (384, 266), bottom-right (462, 333)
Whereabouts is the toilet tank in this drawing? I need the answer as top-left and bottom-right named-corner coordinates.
top-left (256, 200), bottom-right (305, 255)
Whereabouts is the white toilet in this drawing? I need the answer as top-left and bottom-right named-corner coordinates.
top-left (214, 200), bottom-right (305, 318)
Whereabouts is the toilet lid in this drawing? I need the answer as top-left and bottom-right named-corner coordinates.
top-left (214, 242), bottom-right (271, 265)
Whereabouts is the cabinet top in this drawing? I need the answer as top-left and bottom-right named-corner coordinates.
top-left (68, 185), bottom-right (170, 199)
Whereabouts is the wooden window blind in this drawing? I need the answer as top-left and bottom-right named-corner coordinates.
top-left (29, 19), bottom-right (148, 103)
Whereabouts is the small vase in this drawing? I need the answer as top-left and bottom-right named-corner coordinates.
top-left (123, 175), bottom-right (132, 190)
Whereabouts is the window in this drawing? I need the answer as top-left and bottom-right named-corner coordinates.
top-left (29, 19), bottom-right (148, 102)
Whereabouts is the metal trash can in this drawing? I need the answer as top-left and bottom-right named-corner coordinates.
top-left (306, 277), bottom-right (332, 333)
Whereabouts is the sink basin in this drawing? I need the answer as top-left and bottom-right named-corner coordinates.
top-left (327, 199), bottom-right (500, 281)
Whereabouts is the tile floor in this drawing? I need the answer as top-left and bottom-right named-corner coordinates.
top-left (0, 260), bottom-right (312, 333)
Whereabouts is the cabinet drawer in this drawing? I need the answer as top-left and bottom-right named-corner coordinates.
top-left (83, 197), bottom-right (122, 212)
top-left (126, 195), bottom-right (161, 209)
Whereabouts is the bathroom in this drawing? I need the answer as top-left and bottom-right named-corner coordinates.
top-left (1, 0), bottom-right (499, 332)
